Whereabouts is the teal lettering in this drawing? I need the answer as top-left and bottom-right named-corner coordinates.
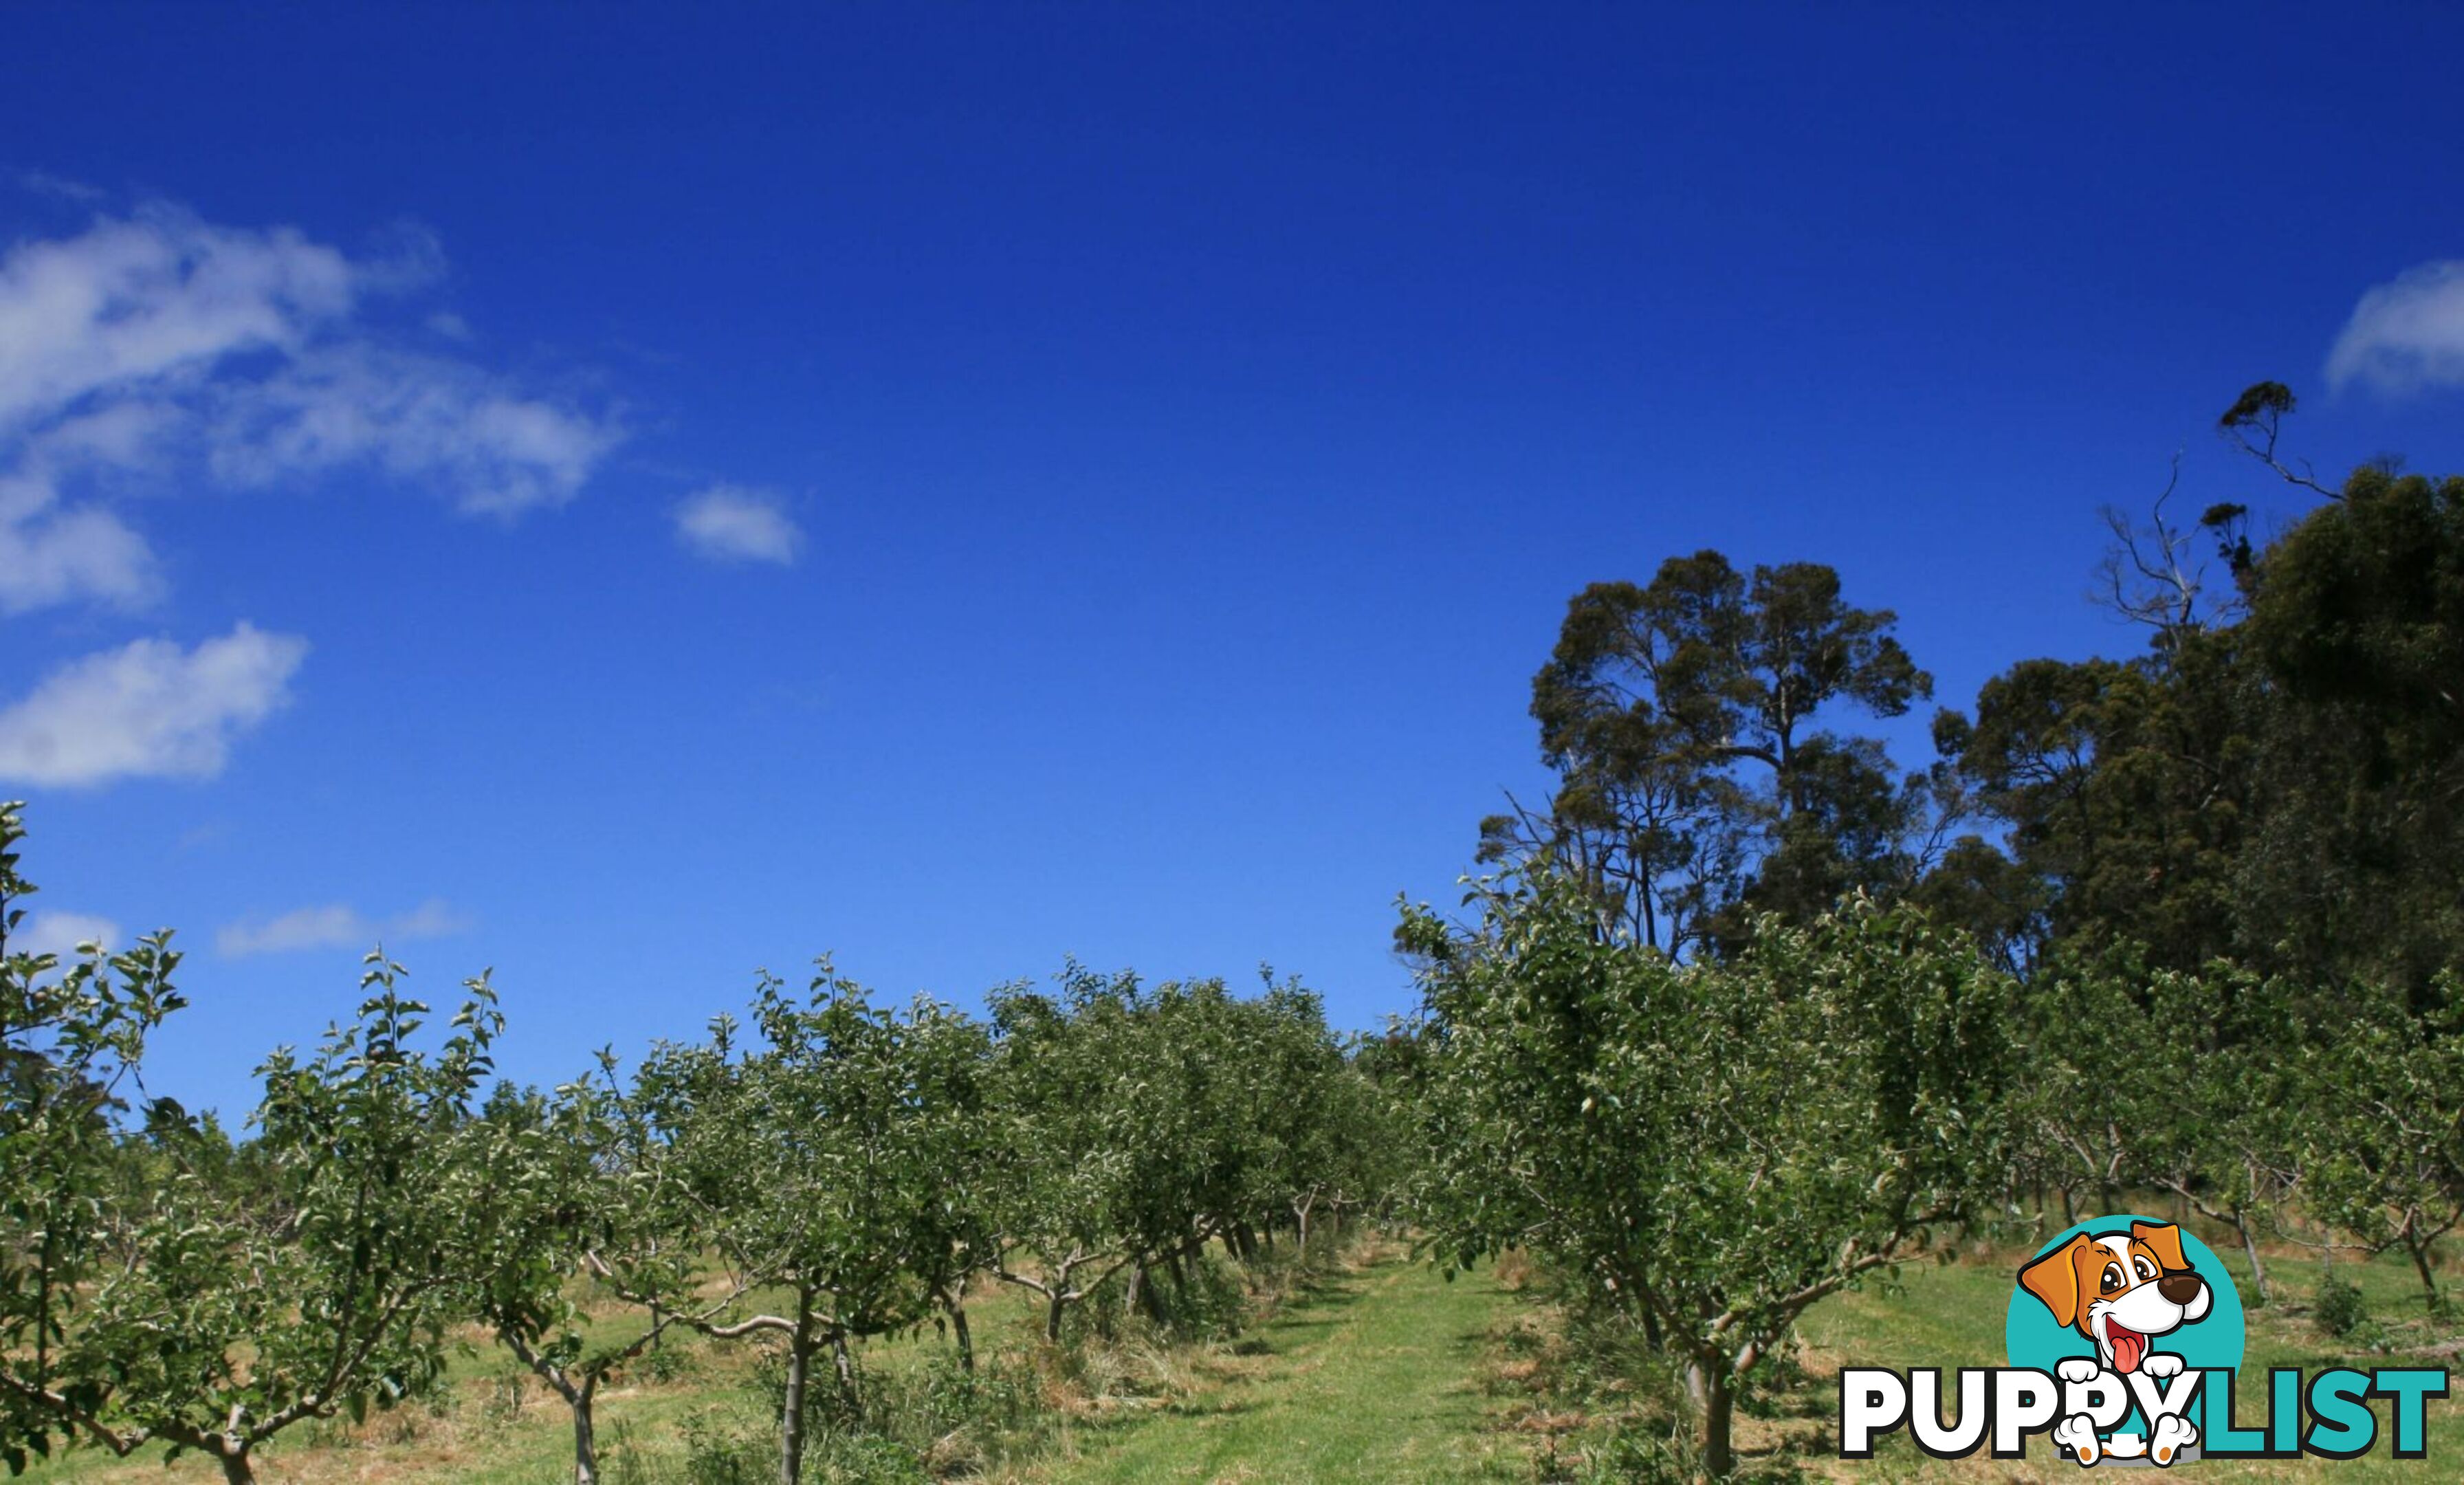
top-left (2200, 1369), bottom-right (2271, 1458)
top-left (2369, 1369), bottom-right (2448, 1459)
top-left (2304, 1368), bottom-right (2376, 1459)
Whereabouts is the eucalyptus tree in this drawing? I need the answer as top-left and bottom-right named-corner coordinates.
top-left (2234, 456), bottom-right (2464, 996)
top-left (0, 803), bottom-right (184, 1475)
top-left (1935, 389), bottom-right (2464, 994)
top-left (1491, 553), bottom-right (1933, 958)
top-left (1404, 868), bottom-right (2014, 1477)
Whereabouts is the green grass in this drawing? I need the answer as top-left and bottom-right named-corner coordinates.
top-left (1020, 1242), bottom-right (1526, 1484)
top-left (10, 1236), bottom-right (1534, 1484)
top-left (23, 1228), bottom-right (2464, 1482)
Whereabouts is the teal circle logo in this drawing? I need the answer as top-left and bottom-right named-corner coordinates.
top-left (2008, 1215), bottom-right (2245, 1377)
top-left (2008, 1215), bottom-right (2245, 1454)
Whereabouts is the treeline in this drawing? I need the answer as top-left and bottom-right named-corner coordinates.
top-left (0, 837), bottom-right (1402, 1485)
top-left (1407, 384), bottom-right (2464, 1475)
top-left (1486, 383), bottom-right (2463, 997)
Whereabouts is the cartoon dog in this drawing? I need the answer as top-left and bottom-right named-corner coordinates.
top-left (2021, 1221), bottom-right (2213, 1466)
top-left (2019, 1220), bottom-right (2212, 1376)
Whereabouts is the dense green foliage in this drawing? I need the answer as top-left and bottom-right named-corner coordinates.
top-left (1421, 384), bottom-right (2464, 1475)
top-left (1933, 430), bottom-right (2464, 989)
top-left (1485, 553), bottom-right (1935, 958)
top-left (1402, 874), bottom-right (2014, 1474)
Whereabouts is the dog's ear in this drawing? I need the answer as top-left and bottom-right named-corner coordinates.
top-left (2020, 1235), bottom-right (2091, 1328)
top-left (2133, 1221), bottom-right (2190, 1272)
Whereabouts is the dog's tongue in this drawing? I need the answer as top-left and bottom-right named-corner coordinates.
top-left (2111, 1324), bottom-right (2147, 1375)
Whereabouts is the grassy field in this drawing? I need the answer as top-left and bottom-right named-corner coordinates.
top-left (16, 1230), bottom-right (2464, 1482)
top-left (1011, 1240), bottom-right (1524, 1484)
top-left (10, 1235), bottom-right (1532, 1485)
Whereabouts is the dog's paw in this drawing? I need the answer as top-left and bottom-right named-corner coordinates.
top-left (2052, 1414), bottom-right (2103, 1468)
top-left (2142, 1352), bottom-right (2185, 1379)
top-left (2056, 1357), bottom-right (2104, 1384)
top-left (2150, 1414), bottom-right (2197, 1466)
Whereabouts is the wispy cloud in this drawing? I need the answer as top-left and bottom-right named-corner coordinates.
top-left (13, 170), bottom-right (107, 204)
top-left (0, 622), bottom-right (307, 787)
top-left (2326, 261), bottom-right (2464, 395)
top-left (217, 898), bottom-right (469, 958)
top-left (206, 342), bottom-right (622, 517)
top-left (0, 204), bottom-right (625, 616)
top-left (0, 459), bottom-right (158, 614)
top-left (17, 910), bottom-right (120, 960)
top-left (675, 484), bottom-right (804, 565)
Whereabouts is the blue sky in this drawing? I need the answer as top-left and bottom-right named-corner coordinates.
top-left (6, 3), bottom-right (2463, 1118)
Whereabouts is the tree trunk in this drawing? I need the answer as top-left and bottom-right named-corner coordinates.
top-left (573, 1377), bottom-right (600, 1485)
top-left (2408, 1235), bottom-right (2441, 1309)
top-left (949, 1301), bottom-right (975, 1372)
top-left (1687, 1356), bottom-right (1735, 1479)
top-left (2234, 1213), bottom-right (2271, 1301)
top-left (1045, 1286), bottom-right (1068, 1343)
top-left (831, 1327), bottom-right (859, 1414)
top-left (780, 1291), bottom-right (815, 1485)
top-left (1135, 1262), bottom-right (1169, 1326)
top-left (215, 1446), bottom-right (255, 1485)
top-left (1636, 1279), bottom-right (1664, 1352)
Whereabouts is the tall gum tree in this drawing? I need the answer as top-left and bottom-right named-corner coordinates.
top-left (1500, 552), bottom-right (1933, 958)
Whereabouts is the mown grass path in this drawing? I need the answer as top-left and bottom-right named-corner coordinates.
top-left (1030, 1245), bottom-right (1525, 1485)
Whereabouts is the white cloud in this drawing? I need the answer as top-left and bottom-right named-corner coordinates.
top-left (17, 910), bottom-right (120, 960)
top-left (675, 484), bottom-right (804, 565)
top-left (0, 463), bottom-right (158, 614)
top-left (216, 896), bottom-right (468, 958)
top-left (2326, 261), bottom-right (2464, 395)
top-left (0, 209), bottom-right (354, 428)
top-left (0, 622), bottom-right (307, 787)
top-left (0, 205), bottom-right (624, 612)
top-left (208, 344), bottom-right (622, 516)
